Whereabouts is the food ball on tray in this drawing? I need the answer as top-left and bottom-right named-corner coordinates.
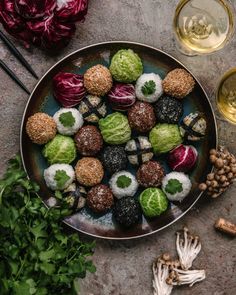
top-left (43, 134), bottom-right (76, 164)
top-left (149, 123), bottom-right (183, 154)
top-left (108, 83), bottom-right (136, 111)
top-left (26, 112), bottom-right (57, 144)
top-left (162, 68), bottom-right (195, 99)
top-left (109, 49), bottom-right (143, 83)
top-left (154, 96), bottom-right (183, 124)
top-left (139, 188), bottom-right (168, 218)
top-left (78, 95), bottom-right (107, 123)
top-left (64, 184), bottom-right (87, 211)
top-left (101, 146), bottom-right (127, 175)
top-left (84, 64), bottom-right (112, 96)
top-left (136, 160), bottom-right (165, 188)
top-left (75, 157), bottom-right (104, 187)
top-left (44, 164), bottom-right (75, 191)
top-left (125, 136), bottom-right (153, 165)
top-left (109, 171), bottom-right (138, 199)
top-left (162, 171), bottom-right (192, 202)
top-left (168, 144), bottom-right (198, 172)
top-left (128, 101), bottom-right (156, 133)
top-left (135, 73), bottom-right (163, 103)
top-left (99, 112), bottom-right (131, 145)
top-left (113, 197), bottom-right (142, 227)
top-left (180, 112), bottom-right (207, 141)
top-left (74, 125), bottom-right (103, 156)
top-left (53, 108), bottom-right (84, 135)
top-left (87, 184), bottom-right (114, 213)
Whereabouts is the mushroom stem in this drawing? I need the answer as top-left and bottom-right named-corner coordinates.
top-left (176, 227), bottom-right (201, 270)
top-left (171, 268), bottom-right (206, 287)
top-left (152, 259), bottom-right (173, 295)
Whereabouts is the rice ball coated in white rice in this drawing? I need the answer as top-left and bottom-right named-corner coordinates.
top-left (135, 73), bottom-right (163, 103)
top-left (44, 164), bottom-right (75, 191)
top-left (53, 108), bottom-right (84, 135)
top-left (162, 171), bottom-right (191, 202)
top-left (109, 171), bottom-right (138, 199)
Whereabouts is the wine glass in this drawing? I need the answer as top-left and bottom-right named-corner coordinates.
top-left (216, 68), bottom-right (236, 124)
top-left (173, 0), bottom-right (235, 55)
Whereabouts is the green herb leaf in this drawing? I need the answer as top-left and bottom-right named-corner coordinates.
top-left (0, 154), bottom-right (96, 294)
top-left (59, 112), bottom-right (75, 127)
top-left (116, 175), bottom-right (132, 188)
top-left (141, 80), bottom-right (156, 96)
top-left (54, 170), bottom-right (70, 190)
top-left (55, 190), bottom-right (63, 200)
top-left (165, 179), bottom-right (183, 195)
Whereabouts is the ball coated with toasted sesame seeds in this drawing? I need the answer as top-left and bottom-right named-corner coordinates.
top-left (26, 112), bottom-right (57, 145)
top-left (75, 157), bottom-right (104, 187)
top-left (84, 64), bottom-right (113, 96)
top-left (162, 68), bottom-right (195, 99)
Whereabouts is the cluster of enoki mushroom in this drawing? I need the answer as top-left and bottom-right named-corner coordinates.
top-left (152, 227), bottom-right (206, 295)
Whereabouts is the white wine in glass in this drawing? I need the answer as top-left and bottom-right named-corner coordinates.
top-left (217, 69), bottom-right (236, 124)
top-left (173, 0), bottom-right (234, 55)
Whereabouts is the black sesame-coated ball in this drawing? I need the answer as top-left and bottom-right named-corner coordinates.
top-left (102, 146), bottom-right (127, 175)
top-left (154, 96), bottom-right (183, 124)
top-left (113, 197), bottom-right (142, 227)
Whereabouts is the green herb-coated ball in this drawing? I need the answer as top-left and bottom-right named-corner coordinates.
top-left (110, 49), bottom-right (143, 83)
top-left (139, 188), bottom-right (168, 218)
top-left (149, 123), bottom-right (183, 154)
top-left (99, 112), bottom-right (131, 145)
top-left (43, 134), bottom-right (76, 164)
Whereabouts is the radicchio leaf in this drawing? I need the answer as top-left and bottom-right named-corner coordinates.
top-left (14, 0), bottom-right (57, 19)
top-left (56, 0), bottom-right (88, 23)
top-left (27, 15), bottom-right (76, 50)
top-left (108, 83), bottom-right (136, 111)
top-left (53, 72), bottom-right (86, 107)
top-left (168, 144), bottom-right (198, 172)
top-left (0, 0), bottom-right (31, 47)
top-left (0, 0), bottom-right (89, 51)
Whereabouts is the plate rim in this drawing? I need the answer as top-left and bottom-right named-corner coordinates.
top-left (20, 41), bottom-right (218, 240)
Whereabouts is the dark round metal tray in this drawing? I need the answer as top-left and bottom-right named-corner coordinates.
top-left (20, 41), bottom-right (217, 240)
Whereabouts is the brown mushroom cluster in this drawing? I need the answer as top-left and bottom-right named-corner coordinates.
top-left (199, 146), bottom-right (236, 198)
top-left (152, 227), bottom-right (206, 295)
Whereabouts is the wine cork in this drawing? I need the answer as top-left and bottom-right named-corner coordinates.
top-left (215, 218), bottom-right (236, 237)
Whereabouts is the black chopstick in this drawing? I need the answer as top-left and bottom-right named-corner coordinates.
top-left (0, 60), bottom-right (30, 94)
top-left (0, 30), bottom-right (38, 79)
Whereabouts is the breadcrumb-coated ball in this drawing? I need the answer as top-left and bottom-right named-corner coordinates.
top-left (84, 64), bottom-right (113, 96)
top-left (162, 68), bottom-right (195, 99)
top-left (75, 157), bottom-right (104, 187)
top-left (26, 113), bottom-right (57, 145)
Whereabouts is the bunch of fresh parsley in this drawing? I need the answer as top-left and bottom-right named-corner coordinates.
top-left (0, 155), bottom-right (96, 295)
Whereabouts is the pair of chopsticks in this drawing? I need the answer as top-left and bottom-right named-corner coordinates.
top-left (0, 30), bottom-right (38, 94)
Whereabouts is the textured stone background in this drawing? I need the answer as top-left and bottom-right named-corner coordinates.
top-left (0, 0), bottom-right (235, 294)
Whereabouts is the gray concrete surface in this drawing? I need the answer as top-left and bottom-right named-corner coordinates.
top-left (0, 1), bottom-right (235, 294)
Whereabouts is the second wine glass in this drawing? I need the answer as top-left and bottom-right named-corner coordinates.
top-left (173, 0), bottom-right (235, 55)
